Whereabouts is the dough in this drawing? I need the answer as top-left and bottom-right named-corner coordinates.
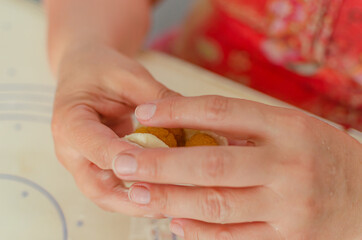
top-left (125, 127), bottom-right (228, 148)
top-left (124, 133), bottom-right (169, 148)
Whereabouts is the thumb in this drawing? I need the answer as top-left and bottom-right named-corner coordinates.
top-left (124, 73), bottom-right (181, 105)
top-left (140, 76), bottom-right (181, 100)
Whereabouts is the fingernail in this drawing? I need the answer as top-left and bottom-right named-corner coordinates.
top-left (113, 155), bottom-right (137, 175)
top-left (135, 104), bottom-right (156, 121)
top-left (170, 222), bottom-right (184, 237)
top-left (129, 185), bottom-right (151, 204)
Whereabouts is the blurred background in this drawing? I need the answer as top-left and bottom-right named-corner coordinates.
top-left (29, 0), bottom-right (194, 42)
top-left (150, 0), bottom-right (194, 41)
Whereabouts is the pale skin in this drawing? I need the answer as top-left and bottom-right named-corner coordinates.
top-left (116, 96), bottom-right (362, 239)
top-left (47, 0), bottom-right (176, 217)
top-left (46, 0), bottom-right (362, 239)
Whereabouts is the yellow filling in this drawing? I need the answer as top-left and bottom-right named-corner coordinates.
top-left (134, 127), bottom-right (178, 148)
top-left (185, 133), bottom-right (218, 147)
top-left (134, 127), bottom-right (219, 147)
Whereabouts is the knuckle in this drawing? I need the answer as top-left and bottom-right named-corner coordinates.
top-left (215, 229), bottom-right (234, 240)
top-left (299, 194), bottom-right (323, 220)
top-left (142, 152), bottom-right (162, 180)
top-left (295, 152), bottom-right (318, 179)
top-left (167, 97), bottom-right (179, 121)
top-left (74, 167), bottom-right (104, 200)
top-left (278, 148), bottom-right (317, 181)
top-left (76, 170), bottom-right (119, 212)
top-left (285, 110), bottom-right (316, 139)
top-left (157, 88), bottom-right (178, 99)
top-left (152, 187), bottom-right (169, 212)
top-left (53, 145), bottom-right (84, 173)
top-left (190, 230), bottom-right (201, 240)
top-left (205, 96), bottom-right (229, 121)
top-left (76, 178), bottom-right (102, 201)
top-left (202, 149), bottom-right (229, 182)
top-left (93, 142), bottom-right (111, 169)
top-left (200, 189), bottom-right (231, 223)
top-left (93, 184), bottom-right (124, 213)
top-left (90, 136), bottom-right (116, 170)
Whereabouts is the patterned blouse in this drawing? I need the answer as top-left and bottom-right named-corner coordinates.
top-left (152, 0), bottom-right (362, 131)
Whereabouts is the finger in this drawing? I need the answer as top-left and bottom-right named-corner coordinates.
top-left (124, 79), bottom-right (180, 104)
top-left (135, 96), bottom-right (281, 139)
top-left (170, 219), bottom-right (279, 240)
top-left (53, 104), bottom-right (140, 169)
top-left (103, 116), bottom-right (134, 138)
top-left (54, 144), bottom-right (165, 217)
top-left (70, 158), bottom-right (164, 217)
top-left (110, 64), bottom-right (181, 105)
top-left (127, 184), bottom-right (278, 224)
top-left (113, 147), bottom-right (273, 187)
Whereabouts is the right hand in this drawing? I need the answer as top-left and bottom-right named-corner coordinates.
top-left (51, 42), bottom-right (177, 216)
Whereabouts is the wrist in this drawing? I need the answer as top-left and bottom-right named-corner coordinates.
top-left (51, 33), bottom-right (144, 76)
top-left (54, 40), bottom-right (108, 78)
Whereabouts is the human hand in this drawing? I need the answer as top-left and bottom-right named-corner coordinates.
top-left (51, 43), bottom-right (177, 216)
top-left (113, 96), bottom-right (362, 239)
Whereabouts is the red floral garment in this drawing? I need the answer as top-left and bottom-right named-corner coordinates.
top-left (152, 0), bottom-right (362, 131)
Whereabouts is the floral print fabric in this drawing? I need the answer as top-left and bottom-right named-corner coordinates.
top-left (152, 0), bottom-right (362, 130)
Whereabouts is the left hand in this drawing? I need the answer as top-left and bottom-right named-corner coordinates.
top-left (113, 96), bottom-right (362, 240)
